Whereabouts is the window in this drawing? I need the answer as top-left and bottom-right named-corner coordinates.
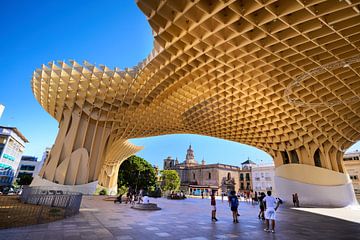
top-left (290, 150), bottom-right (299, 163)
top-left (227, 172), bottom-right (231, 180)
top-left (314, 149), bottom-right (322, 167)
top-left (208, 172), bottom-right (211, 179)
top-left (240, 183), bottom-right (244, 190)
top-left (20, 165), bottom-right (35, 171)
top-left (281, 151), bottom-right (290, 164)
top-left (193, 173), bottom-right (195, 180)
top-left (240, 173), bottom-right (244, 181)
top-left (18, 172), bottom-right (33, 178)
top-left (246, 173), bottom-right (250, 181)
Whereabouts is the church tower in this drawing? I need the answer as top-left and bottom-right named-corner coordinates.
top-left (184, 144), bottom-right (198, 166)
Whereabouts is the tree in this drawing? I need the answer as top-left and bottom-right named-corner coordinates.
top-left (17, 175), bottom-right (33, 185)
top-left (160, 170), bottom-right (180, 192)
top-left (118, 155), bottom-right (156, 192)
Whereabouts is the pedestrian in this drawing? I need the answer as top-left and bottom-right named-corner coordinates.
top-left (258, 192), bottom-right (266, 220)
top-left (294, 193), bottom-right (300, 207)
top-left (251, 190), bottom-right (255, 205)
top-left (229, 190), bottom-right (239, 223)
top-left (125, 192), bottom-right (130, 204)
top-left (211, 190), bottom-right (218, 222)
top-left (263, 191), bottom-right (280, 233)
top-left (201, 190), bottom-right (204, 199)
top-left (292, 194), bottom-right (296, 207)
top-left (227, 192), bottom-right (231, 207)
top-left (114, 194), bottom-right (123, 204)
top-left (221, 192), bottom-right (224, 202)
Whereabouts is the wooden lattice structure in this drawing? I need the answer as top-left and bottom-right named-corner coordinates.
top-left (32, 0), bottom-right (360, 192)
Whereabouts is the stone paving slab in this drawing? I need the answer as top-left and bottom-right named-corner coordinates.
top-left (1, 196), bottom-right (359, 240)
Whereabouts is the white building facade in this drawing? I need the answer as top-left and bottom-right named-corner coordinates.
top-left (0, 126), bottom-right (28, 186)
top-left (251, 163), bottom-right (275, 193)
top-left (16, 156), bottom-right (44, 179)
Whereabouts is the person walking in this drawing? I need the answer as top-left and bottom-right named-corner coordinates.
top-left (211, 191), bottom-right (218, 222)
top-left (114, 193), bottom-right (123, 204)
top-left (294, 193), bottom-right (300, 207)
top-left (229, 190), bottom-right (239, 223)
top-left (263, 191), bottom-right (280, 233)
top-left (258, 192), bottom-right (266, 220)
top-left (292, 194), bottom-right (296, 207)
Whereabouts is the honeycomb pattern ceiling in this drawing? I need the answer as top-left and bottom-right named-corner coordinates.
top-left (32, 0), bottom-right (360, 155)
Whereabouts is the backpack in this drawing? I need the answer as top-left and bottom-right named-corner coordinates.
top-left (230, 196), bottom-right (239, 208)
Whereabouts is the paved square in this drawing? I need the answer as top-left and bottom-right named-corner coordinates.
top-left (0, 196), bottom-right (359, 240)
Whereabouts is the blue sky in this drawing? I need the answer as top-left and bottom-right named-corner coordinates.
top-left (0, 0), bottom-right (359, 168)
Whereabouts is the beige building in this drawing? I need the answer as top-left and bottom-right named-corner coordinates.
top-left (343, 151), bottom-right (360, 196)
top-left (164, 145), bottom-right (252, 196)
top-left (31, 0), bottom-right (360, 205)
top-left (252, 163), bottom-right (275, 193)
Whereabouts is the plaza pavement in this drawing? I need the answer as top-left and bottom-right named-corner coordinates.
top-left (0, 196), bottom-right (359, 240)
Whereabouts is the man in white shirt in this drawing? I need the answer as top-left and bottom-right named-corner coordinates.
top-left (263, 191), bottom-right (280, 233)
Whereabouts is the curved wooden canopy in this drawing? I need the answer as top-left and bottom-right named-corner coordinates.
top-left (32, 0), bottom-right (360, 184)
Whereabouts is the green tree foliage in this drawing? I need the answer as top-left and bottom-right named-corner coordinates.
top-left (118, 155), bottom-right (156, 192)
top-left (160, 170), bottom-right (180, 192)
top-left (17, 175), bottom-right (33, 185)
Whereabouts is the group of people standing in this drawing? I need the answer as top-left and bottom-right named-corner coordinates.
top-left (114, 189), bottom-right (145, 205)
top-left (211, 190), bottom-right (281, 233)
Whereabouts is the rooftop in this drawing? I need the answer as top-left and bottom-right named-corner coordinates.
top-left (0, 126), bottom-right (29, 143)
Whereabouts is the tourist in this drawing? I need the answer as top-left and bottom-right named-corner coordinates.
top-left (246, 191), bottom-right (250, 203)
top-left (294, 193), bottom-right (300, 207)
top-left (292, 194), bottom-right (296, 207)
top-left (227, 192), bottom-right (231, 207)
top-left (211, 191), bottom-right (218, 221)
top-left (258, 192), bottom-right (266, 220)
top-left (201, 190), bottom-right (204, 199)
top-left (114, 194), bottom-right (123, 204)
top-left (131, 194), bottom-right (136, 205)
top-left (221, 192), bottom-right (224, 202)
top-left (251, 191), bottom-right (255, 205)
top-left (229, 190), bottom-right (239, 223)
top-left (263, 191), bottom-right (280, 233)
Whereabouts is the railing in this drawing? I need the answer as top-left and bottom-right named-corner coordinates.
top-left (0, 187), bottom-right (82, 229)
top-left (20, 187), bottom-right (82, 217)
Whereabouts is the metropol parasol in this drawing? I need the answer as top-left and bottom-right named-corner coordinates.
top-left (30, 0), bottom-right (360, 206)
